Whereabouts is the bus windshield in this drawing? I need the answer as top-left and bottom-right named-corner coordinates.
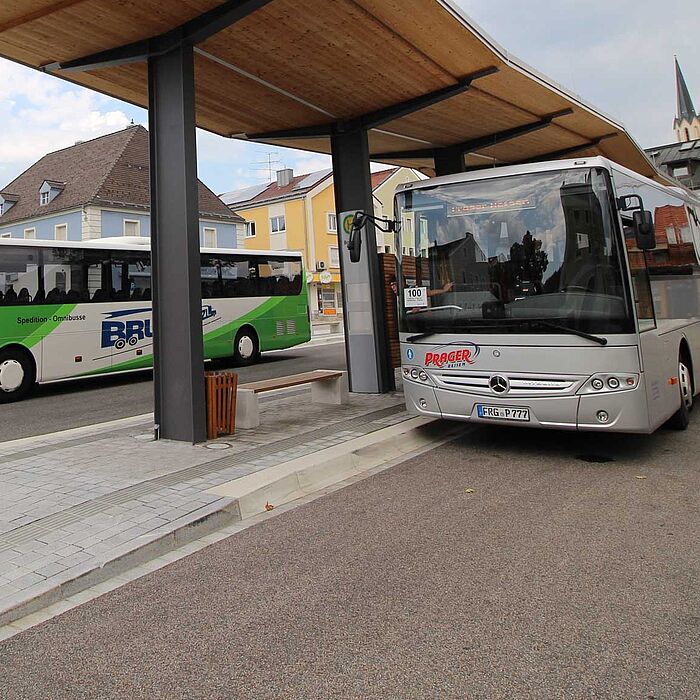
top-left (396, 167), bottom-right (634, 337)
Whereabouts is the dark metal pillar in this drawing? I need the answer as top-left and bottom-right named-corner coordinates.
top-left (331, 129), bottom-right (393, 394)
top-left (148, 43), bottom-right (207, 443)
top-left (434, 147), bottom-right (465, 176)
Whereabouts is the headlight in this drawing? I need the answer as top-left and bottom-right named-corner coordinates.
top-left (410, 368), bottom-right (419, 379)
top-left (579, 374), bottom-right (638, 395)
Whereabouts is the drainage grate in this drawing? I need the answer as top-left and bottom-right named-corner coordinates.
top-left (0, 404), bottom-right (405, 551)
top-left (576, 454), bottom-right (615, 464)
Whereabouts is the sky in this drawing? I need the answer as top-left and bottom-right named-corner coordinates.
top-left (0, 0), bottom-right (698, 196)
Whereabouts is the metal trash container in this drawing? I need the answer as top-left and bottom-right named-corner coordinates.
top-left (205, 370), bottom-right (238, 440)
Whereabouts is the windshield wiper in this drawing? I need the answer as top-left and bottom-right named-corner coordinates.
top-left (524, 320), bottom-right (608, 345)
top-left (406, 331), bottom-right (438, 343)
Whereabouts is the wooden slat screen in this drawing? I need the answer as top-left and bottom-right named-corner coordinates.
top-left (205, 370), bottom-right (238, 440)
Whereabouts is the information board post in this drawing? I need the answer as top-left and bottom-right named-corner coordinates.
top-left (331, 129), bottom-right (394, 394)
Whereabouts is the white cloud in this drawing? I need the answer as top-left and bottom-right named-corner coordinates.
top-left (0, 60), bottom-right (132, 185)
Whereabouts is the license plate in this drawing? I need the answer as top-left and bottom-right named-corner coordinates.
top-left (476, 405), bottom-right (530, 422)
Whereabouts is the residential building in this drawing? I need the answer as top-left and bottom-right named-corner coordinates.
top-left (221, 166), bottom-right (421, 320)
top-left (0, 125), bottom-right (245, 244)
top-left (645, 58), bottom-right (700, 191)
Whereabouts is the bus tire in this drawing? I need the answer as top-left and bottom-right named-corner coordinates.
top-left (669, 353), bottom-right (693, 430)
top-left (233, 327), bottom-right (259, 366)
top-left (0, 347), bottom-right (36, 403)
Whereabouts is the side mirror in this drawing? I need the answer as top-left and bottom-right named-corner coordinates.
top-left (347, 212), bottom-right (366, 263)
top-left (633, 210), bottom-right (656, 250)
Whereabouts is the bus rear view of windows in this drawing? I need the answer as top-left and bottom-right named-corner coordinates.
top-left (389, 157), bottom-right (700, 433)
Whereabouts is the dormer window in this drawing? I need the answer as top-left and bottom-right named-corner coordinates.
top-left (38, 180), bottom-right (65, 207)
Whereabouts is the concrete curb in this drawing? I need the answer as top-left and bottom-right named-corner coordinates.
top-left (0, 416), bottom-right (459, 629)
top-left (207, 417), bottom-right (462, 520)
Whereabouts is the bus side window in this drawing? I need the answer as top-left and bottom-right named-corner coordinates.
top-left (0, 246), bottom-right (40, 305)
top-left (622, 217), bottom-right (655, 328)
top-left (201, 255), bottom-right (221, 300)
top-left (42, 247), bottom-right (90, 304)
top-left (109, 250), bottom-right (151, 302)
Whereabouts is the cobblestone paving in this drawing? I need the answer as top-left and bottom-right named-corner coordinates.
top-left (0, 388), bottom-right (407, 620)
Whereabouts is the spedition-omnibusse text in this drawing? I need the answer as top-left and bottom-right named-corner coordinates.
top-left (16, 314), bottom-right (87, 325)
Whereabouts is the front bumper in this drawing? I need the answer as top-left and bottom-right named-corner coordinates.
top-left (403, 380), bottom-right (651, 433)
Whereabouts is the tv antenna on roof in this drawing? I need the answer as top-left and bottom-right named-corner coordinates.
top-left (250, 151), bottom-right (282, 183)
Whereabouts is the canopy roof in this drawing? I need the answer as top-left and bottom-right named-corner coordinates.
top-left (0, 0), bottom-right (668, 183)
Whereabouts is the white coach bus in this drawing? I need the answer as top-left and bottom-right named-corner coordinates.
top-left (0, 238), bottom-right (310, 402)
top-left (356, 156), bottom-right (700, 433)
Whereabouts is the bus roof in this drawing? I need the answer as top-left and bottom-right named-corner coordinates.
top-left (397, 156), bottom-right (700, 207)
top-left (0, 237), bottom-right (303, 258)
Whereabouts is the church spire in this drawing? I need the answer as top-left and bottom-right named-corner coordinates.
top-left (674, 57), bottom-right (699, 143)
top-left (675, 57), bottom-right (696, 122)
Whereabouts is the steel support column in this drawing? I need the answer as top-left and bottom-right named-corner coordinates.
top-left (434, 147), bottom-right (465, 176)
top-left (148, 44), bottom-right (207, 443)
top-left (331, 129), bottom-right (393, 394)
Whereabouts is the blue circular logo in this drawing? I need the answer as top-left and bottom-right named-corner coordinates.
top-left (406, 348), bottom-right (414, 361)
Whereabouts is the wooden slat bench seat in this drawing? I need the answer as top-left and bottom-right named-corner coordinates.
top-left (237, 370), bottom-right (349, 429)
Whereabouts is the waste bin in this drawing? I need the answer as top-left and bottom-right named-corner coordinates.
top-left (205, 370), bottom-right (238, 440)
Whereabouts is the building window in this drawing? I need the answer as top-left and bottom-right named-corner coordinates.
top-left (245, 221), bottom-right (256, 238)
top-left (123, 219), bottom-right (140, 237)
top-left (329, 246), bottom-right (340, 268)
top-left (327, 212), bottom-right (337, 232)
top-left (673, 165), bottom-right (690, 177)
top-left (203, 227), bottom-right (217, 248)
top-left (40, 191), bottom-right (50, 206)
top-left (270, 215), bottom-right (286, 234)
top-left (24, 227), bottom-right (36, 240)
top-left (54, 224), bottom-right (68, 241)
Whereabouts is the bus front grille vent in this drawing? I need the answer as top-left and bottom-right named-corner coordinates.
top-left (435, 372), bottom-right (581, 397)
top-left (287, 320), bottom-right (296, 334)
top-left (276, 320), bottom-right (285, 336)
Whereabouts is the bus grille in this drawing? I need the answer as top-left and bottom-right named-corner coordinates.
top-left (434, 371), bottom-right (582, 397)
top-left (276, 320), bottom-right (285, 336)
top-left (287, 320), bottom-right (296, 334)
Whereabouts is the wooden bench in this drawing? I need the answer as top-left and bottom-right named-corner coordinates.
top-left (237, 370), bottom-right (349, 429)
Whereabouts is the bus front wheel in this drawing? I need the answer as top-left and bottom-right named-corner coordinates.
top-left (669, 354), bottom-right (693, 430)
top-left (0, 348), bottom-right (36, 403)
top-left (233, 328), bottom-right (259, 366)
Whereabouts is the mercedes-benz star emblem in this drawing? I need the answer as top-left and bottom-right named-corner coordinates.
top-left (489, 375), bottom-right (509, 394)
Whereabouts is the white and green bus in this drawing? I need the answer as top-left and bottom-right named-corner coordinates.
top-left (0, 237), bottom-right (310, 402)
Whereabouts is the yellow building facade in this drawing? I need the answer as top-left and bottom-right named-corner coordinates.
top-left (222, 166), bottom-right (421, 322)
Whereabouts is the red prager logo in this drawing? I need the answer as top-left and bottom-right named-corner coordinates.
top-left (424, 343), bottom-right (480, 369)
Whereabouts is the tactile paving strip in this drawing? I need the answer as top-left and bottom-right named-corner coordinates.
top-left (0, 405), bottom-right (405, 551)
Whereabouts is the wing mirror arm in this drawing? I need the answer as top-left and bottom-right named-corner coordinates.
top-left (346, 211), bottom-right (398, 263)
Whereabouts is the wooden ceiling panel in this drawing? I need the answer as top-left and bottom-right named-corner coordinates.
top-left (472, 126), bottom-right (589, 163)
top-left (193, 53), bottom-right (329, 134)
top-left (200, 0), bottom-right (456, 120)
top-left (0, 0), bottom-right (220, 66)
top-left (381, 88), bottom-right (540, 147)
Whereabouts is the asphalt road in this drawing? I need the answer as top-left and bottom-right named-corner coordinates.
top-left (1, 420), bottom-right (698, 699)
top-left (0, 341), bottom-right (347, 442)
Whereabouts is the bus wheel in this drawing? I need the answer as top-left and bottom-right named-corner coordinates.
top-left (233, 328), bottom-right (259, 366)
top-left (669, 354), bottom-right (693, 430)
top-left (0, 349), bottom-right (35, 403)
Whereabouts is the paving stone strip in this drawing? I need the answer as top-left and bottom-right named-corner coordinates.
top-left (0, 405), bottom-right (404, 552)
top-left (0, 425), bottom-right (149, 466)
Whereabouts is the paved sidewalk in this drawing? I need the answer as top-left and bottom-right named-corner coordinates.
top-left (0, 384), bottom-right (407, 625)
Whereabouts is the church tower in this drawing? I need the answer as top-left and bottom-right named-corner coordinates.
top-left (673, 57), bottom-right (700, 143)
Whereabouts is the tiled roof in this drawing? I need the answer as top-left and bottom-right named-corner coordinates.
top-left (370, 168), bottom-right (398, 190)
top-left (645, 141), bottom-right (700, 169)
top-left (0, 125), bottom-right (243, 226)
top-left (221, 167), bottom-right (399, 209)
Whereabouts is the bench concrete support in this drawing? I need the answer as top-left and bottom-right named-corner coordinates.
top-left (311, 371), bottom-right (349, 405)
top-left (237, 389), bottom-right (260, 430)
